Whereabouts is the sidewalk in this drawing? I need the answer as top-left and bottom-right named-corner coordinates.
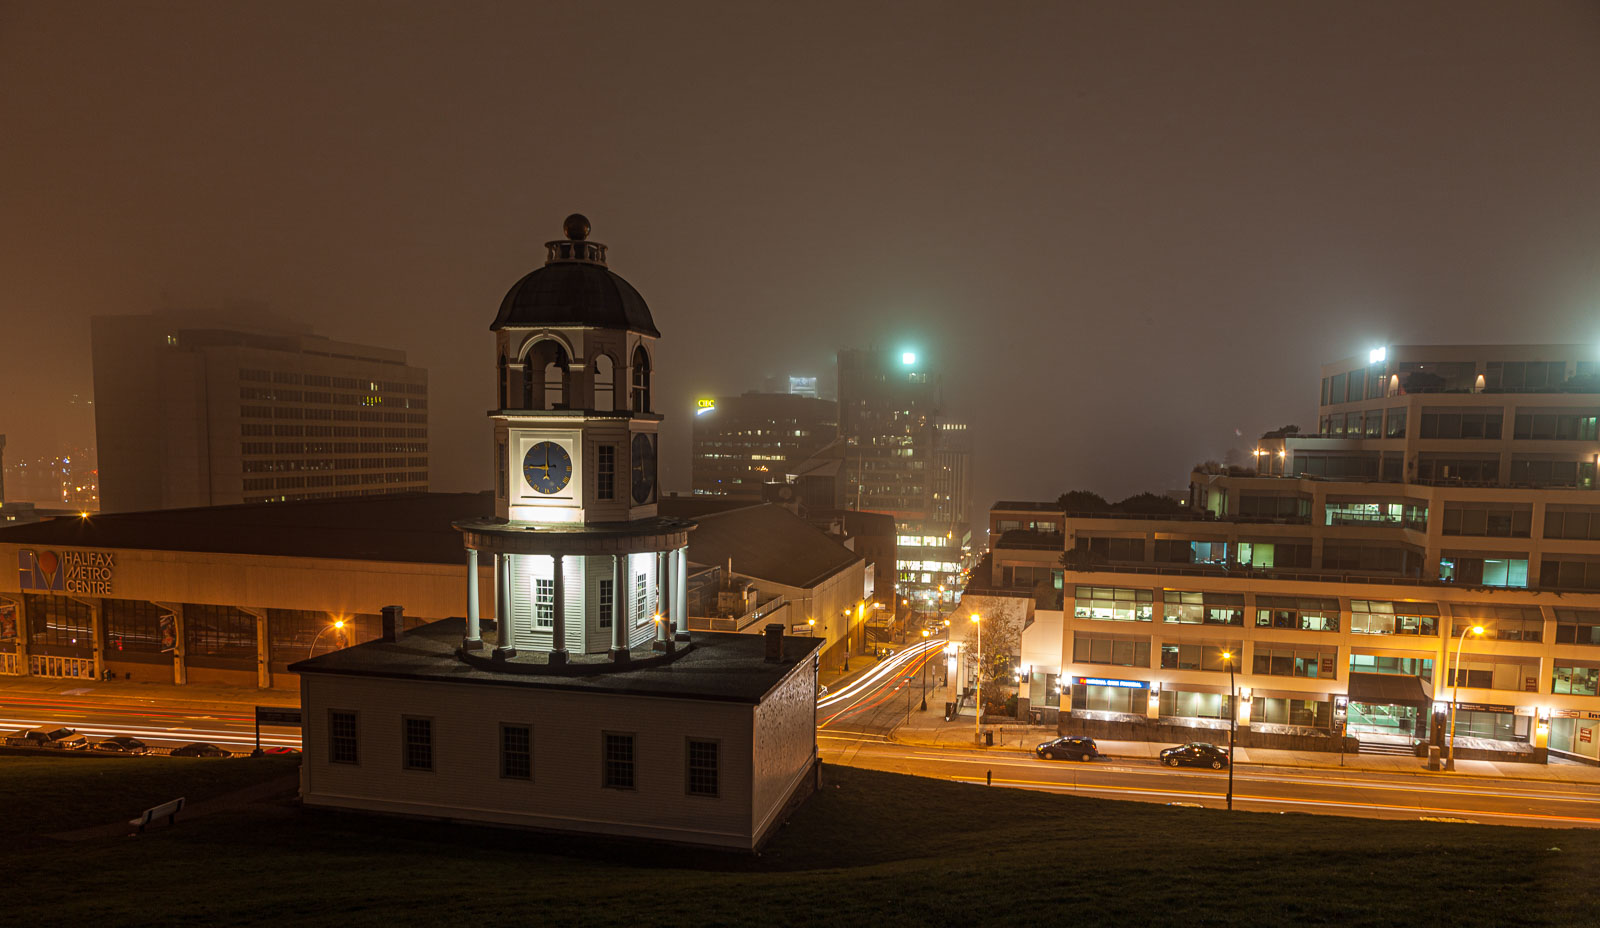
top-left (886, 685), bottom-right (1600, 785)
top-left (0, 675), bottom-right (297, 712)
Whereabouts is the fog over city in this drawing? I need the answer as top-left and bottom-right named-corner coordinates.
top-left (4, 1), bottom-right (1599, 507)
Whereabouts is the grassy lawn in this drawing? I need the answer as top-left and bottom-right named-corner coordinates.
top-left (2, 756), bottom-right (1596, 926)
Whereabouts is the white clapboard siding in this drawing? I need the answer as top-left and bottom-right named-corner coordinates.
top-left (300, 670), bottom-right (803, 848)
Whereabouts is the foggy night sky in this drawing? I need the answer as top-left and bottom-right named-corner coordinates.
top-left (4, 2), bottom-right (1600, 511)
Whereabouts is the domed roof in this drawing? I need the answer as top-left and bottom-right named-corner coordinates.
top-left (491, 215), bottom-right (660, 336)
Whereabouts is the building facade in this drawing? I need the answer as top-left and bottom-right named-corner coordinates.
top-left (295, 215), bottom-right (821, 849)
top-left (836, 347), bottom-right (970, 608)
top-left (690, 392), bottom-right (837, 499)
top-left (92, 312), bottom-right (428, 512)
top-left (979, 345), bottom-right (1600, 764)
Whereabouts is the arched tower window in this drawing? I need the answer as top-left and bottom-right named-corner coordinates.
top-left (523, 339), bottom-right (572, 410)
top-left (631, 346), bottom-right (651, 413)
top-left (593, 354), bottom-right (615, 412)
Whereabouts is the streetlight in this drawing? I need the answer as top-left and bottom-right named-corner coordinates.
top-left (919, 628), bottom-right (930, 711)
top-left (806, 617), bottom-right (816, 637)
top-left (1446, 624), bottom-right (1486, 771)
top-left (971, 613), bottom-right (982, 744)
top-left (1221, 649), bottom-right (1236, 810)
top-left (842, 609), bottom-right (851, 672)
top-left (309, 618), bottom-right (347, 659)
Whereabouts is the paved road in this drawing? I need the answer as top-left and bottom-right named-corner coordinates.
top-left (0, 694), bottom-right (300, 752)
top-left (815, 640), bottom-right (1600, 828)
top-left (820, 734), bottom-right (1600, 827)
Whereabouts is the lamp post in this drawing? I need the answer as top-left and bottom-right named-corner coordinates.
top-left (1221, 649), bottom-right (1236, 811)
top-left (308, 618), bottom-right (347, 659)
top-left (971, 613), bottom-right (982, 743)
top-left (842, 609), bottom-right (851, 672)
top-left (919, 628), bottom-right (930, 711)
top-left (1446, 624), bottom-right (1486, 771)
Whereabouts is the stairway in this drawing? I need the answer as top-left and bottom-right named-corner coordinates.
top-left (1356, 739), bottom-right (1418, 757)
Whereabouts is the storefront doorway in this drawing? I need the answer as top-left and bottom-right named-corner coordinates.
top-left (1347, 701), bottom-right (1428, 740)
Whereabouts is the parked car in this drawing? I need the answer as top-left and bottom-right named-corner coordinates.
top-left (93, 736), bottom-right (150, 754)
top-left (1160, 742), bottom-right (1230, 769)
top-left (259, 746), bottom-right (300, 755)
top-left (12, 727), bottom-right (89, 749)
top-left (1035, 736), bottom-right (1103, 762)
top-left (171, 742), bottom-right (229, 758)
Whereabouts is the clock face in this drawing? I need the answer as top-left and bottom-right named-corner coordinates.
top-left (522, 441), bottom-right (573, 495)
top-left (631, 433), bottom-right (656, 504)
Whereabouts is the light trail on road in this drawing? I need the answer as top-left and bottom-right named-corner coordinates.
top-left (817, 637), bottom-right (945, 712)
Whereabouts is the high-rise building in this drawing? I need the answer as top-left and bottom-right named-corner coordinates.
top-left (91, 313), bottom-right (428, 512)
top-left (978, 343), bottom-right (1600, 765)
top-left (690, 392), bottom-right (837, 499)
top-left (836, 347), bottom-right (970, 607)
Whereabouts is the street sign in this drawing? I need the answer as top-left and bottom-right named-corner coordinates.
top-left (255, 707), bottom-right (303, 726)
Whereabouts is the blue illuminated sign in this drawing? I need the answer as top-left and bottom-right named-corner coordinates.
top-left (1077, 677), bottom-right (1148, 689)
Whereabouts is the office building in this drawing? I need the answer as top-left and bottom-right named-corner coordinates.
top-left (977, 345), bottom-right (1600, 764)
top-left (836, 347), bottom-right (971, 608)
top-left (294, 214), bottom-right (820, 849)
top-left (92, 312), bottom-right (428, 512)
top-left (690, 392), bottom-right (837, 499)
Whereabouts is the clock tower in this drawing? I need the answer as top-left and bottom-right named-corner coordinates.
top-left (455, 215), bottom-right (693, 667)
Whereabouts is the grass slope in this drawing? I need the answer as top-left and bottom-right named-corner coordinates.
top-left (2, 755), bottom-right (1595, 927)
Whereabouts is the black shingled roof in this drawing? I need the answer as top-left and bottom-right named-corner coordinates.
top-left (290, 616), bottom-right (820, 704)
top-left (492, 261), bottom-right (660, 336)
top-left (0, 492), bottom-right (493, 564)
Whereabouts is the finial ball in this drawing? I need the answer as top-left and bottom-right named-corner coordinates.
top-left (563, 213), bottom-right (591, 241)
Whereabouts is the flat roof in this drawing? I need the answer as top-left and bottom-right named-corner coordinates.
top-left (0, 492), bottom-right (492, 564)
top-left (290, 617), bottom-right (821, 704)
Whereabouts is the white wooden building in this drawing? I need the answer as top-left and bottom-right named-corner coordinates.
top-left (293, 215), bottom-right (822, 849)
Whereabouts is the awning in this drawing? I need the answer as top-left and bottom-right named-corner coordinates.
top-left (1346, 671), bottom-right (1433, 706)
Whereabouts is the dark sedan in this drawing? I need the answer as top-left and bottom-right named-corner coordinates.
top-left (1036, 736), bottom-right (1104, 761)
top-left (171, 742), bottom-right (230, 758)
top-left (1160, 742), bottom-right (1230, 769)
top-left (93, 736), bottom-right (150, 754)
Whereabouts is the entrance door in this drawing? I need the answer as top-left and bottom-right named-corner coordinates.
top-left (1347, 702), bottom-right (1421, 742)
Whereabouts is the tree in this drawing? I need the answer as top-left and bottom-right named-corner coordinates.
top-left (1057, 490), bottom-right (1109, 513)
top-left (1112, 492), bottom-right (1186, 515)
top-left (1260, 424), bottom-right (1300, 439)
top-left (961, 597), bottom-right (1026, 715)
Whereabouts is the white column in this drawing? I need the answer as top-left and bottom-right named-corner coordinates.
top-left (655, 551), bottom-right (669, 643)
top-left (611, 554), bottom-right (628, 659)
top-left (495, 553), bottom-right (516, 658)
top-left (674, 545), bottom-right (689, 641)
top-left (551, 554), bottom-right (568, 662)
top-left (465, 548), bottom-right (481, 648)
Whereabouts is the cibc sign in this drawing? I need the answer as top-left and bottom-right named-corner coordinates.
top-left (18, 549), bottom-right (116, 596)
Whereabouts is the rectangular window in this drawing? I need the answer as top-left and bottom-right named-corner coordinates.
top-left (1255, 596), bottom-right (1341, 632)
top-left (603, 732), bottom-right (635, 789)
top-left (1555, 609), bottom-right (1600, 646)
top-left (1072, 586), bottom-right (1154, 622)
top-left (635, 573), bottom-right (649, 626)
top-left (329, 710), bottom-right (358, 765)
top-left (403, 717), bottom-right (433, 771)
top-left (1072, 632), bottom-right (1151, 667)
top-left (501, 724), bottom-right (531, 780)
top-left (1552, 665), bottom-right (1600, 696)
top-left (598, 578), bottom-right (613, 628)
top-left (686, 738), bottom-right (719, 797)
top-left (535, 578), bottom-right (554, 628)
top-left (1159, 642), bottom-right (1240, 672)
top-left (1385, 408), bottom-right (1406, 438)
top-left (596, 445), bottom-right (616, 500)
top-left (1251, 644), bottom-right (1338, 679)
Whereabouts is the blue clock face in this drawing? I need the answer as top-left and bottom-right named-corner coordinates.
top-left (522, 442), bottom-right (573, 495)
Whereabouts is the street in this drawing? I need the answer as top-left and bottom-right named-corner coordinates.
top-left (815, 637), bottom-right (1600, 828)
top-left (0, 694), bottom-right (300, 752)
top-left (7, 652), bottom-right (1600, 830)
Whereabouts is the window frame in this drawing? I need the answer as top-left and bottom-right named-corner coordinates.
top-left (602, 731), bottom-right (636, 790)
top-left (685, 737), bottom-right (720, 798)
top-left (329, 709), bottom-right (359, 766)
top-left (402, 715), bottom-right (434, 772)
top-left (500, 722), bottom-right (532, 781)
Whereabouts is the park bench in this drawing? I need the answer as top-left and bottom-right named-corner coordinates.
top-left (129, 797), bottom-right (185, 832)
